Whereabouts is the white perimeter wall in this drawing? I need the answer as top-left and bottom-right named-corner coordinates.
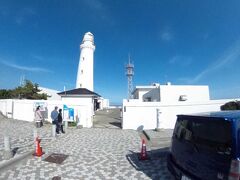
top-left (0, 99), bottom-right (13, 117)
top-left (0, 99), bottom-right (63, 121)
top-left (160, 85), bottom-right (210, 103)
top-left (122, 98), bottom-right (240, 130)
top-left (0, 98), bottom-right (94, 128)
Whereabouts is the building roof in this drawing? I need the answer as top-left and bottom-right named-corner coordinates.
top-left (132, 86), bottom-right (158, 95)
top-left (58, 88), bottom-right (101, 97)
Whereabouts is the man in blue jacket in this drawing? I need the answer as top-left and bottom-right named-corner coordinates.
top-left (51, 106), bottom-right (59, 134)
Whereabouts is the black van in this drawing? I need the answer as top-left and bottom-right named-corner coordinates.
top-left (167, 111), bottom-right (240, 180)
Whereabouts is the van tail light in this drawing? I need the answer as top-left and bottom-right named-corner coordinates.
top-left (229, 159), bottom-right (240, 180)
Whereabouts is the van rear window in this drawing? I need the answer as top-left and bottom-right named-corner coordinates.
top-left (174, 117), bottom-right (232, 149)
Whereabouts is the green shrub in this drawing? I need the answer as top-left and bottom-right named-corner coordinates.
top-left (221, 101), bottom-right (240, 110)
top-left (68, 121), bottom-right (77, 127)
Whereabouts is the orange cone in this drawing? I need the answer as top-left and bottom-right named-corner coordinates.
top-left (140, 139), bottom-right (148, 160)
top-left (33, 137), bottom-right (44, 157)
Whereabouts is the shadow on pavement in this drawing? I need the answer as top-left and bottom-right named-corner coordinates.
top-left (109, 122), bottom-right (121, 128)
top-left (12, 147), bottom-right (19, 157)
top-left (126, 148), bottom-right (171, 179)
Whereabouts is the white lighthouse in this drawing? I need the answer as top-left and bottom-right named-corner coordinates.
top-left (76, 32), bottom-right (95, 91)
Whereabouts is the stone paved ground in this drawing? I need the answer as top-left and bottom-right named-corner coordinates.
top-left (0, 115), bottom-right (54, 161)
top-left (144, 129), bottom-right (173, 150)
top-left (0, 112), bottom-right (173, 180)
top-left (93, 108), bottom-right (122, 129)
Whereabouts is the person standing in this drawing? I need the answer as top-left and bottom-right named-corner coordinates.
top-left (51, 106), bottom-right (59, 134)
top-left (58, 109), bottom-right (65, 133)
top-left (34, 106), bottom-right (43, 128)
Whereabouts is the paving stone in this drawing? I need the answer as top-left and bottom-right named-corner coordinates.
top-left (0, 113), bottom-right (174, 180)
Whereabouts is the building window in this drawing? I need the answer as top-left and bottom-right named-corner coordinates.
top-left (81, 70), bottom-right (83, 74)
top-left (80, 84), bottom-right (82, 87)
top-left (179, 95), bottom-right (187, 101)
top-left (82, 57), bottom-right (84, 61)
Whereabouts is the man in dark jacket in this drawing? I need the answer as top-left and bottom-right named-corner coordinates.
top-left (58, 109), bottom-right (65, 133)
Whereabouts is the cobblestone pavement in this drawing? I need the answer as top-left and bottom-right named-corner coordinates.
top-left (0, 114), bottom-right (173, 179)
top-left (144, 129), bottom-right (173, 150)
top-left (0, 115), bottom-right (53, 161)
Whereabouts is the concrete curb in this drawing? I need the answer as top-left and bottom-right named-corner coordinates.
top-left (0, 150), bottom-right (34, 170)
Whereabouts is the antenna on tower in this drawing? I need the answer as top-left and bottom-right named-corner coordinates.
top-left (19, 75), bottom-right (25, 86)
top-left (125, 54), bottom-right (134, 99)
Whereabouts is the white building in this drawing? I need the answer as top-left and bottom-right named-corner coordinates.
top-left (57, 88), bottom-right (101, 128)
top-left (76, 32), bottom-right (95, 91)
top-left (98, 97), bottom-right (110, 110)
top-left (132, 83), bottom-right (210, 103)
top-left (122, 82), bottom-right (240, 130)
top-left (39, 87), bottom-right (61, 100)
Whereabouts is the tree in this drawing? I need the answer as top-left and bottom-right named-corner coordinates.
top-left (0, 80), bottom-right (48, 100)
top-left (220, 101), bottom-right (240, 110)
top-left (0, 89), bottom-right (13, 99)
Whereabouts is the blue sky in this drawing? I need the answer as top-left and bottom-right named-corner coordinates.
top-left (0, 0), bottom-right (240, 104)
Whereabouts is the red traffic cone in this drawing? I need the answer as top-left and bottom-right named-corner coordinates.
top-left (140, 139), bottom-right (148, 160)
top-left (33, 137), bottom-right (44, 157)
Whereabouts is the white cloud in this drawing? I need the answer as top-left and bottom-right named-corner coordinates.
top-left (184, 39), bottom-right (240, 84)
top-left (15, 7), bottom-right (36, 25)
top-left (161, 31), bottom-right (173, 41)
top-left (159, 26), bottom-right (174, 42)
top-left (203, 33), bottom-right (209, 40)
top-left (0, 60), bottom-right (52, 73)
top-left (82, 0), bottom-right (113, 23)
top-left (15, 16), bottom-right (24, 25)
top-left (0, 6), bottom-right (36, 25)
top-left (83, 0), bottom-right (104, 11)
top-left (30, 54), bottom-right (45, 61)
top-left (169, 55), bottom-right (193, 66)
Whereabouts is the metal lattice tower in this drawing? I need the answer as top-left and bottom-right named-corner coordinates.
top-left (19, 75), bottom-right (25, 86)
top-left (126, 55), bottom-right (134, 99)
